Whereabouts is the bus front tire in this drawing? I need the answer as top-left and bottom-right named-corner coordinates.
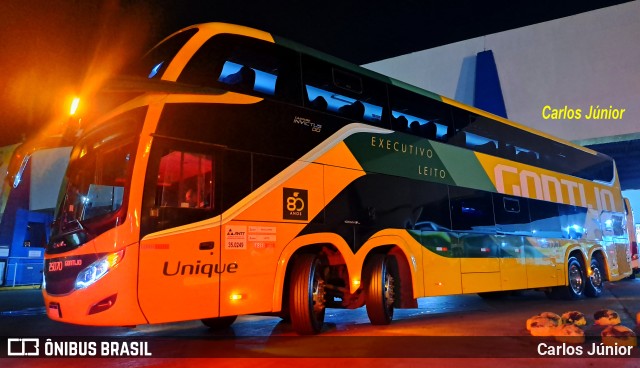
top-left (201, 315), bottom-right (237, 330)
top-left (289, 254), bottom-right (326, 335)
top-left (364, 254), bottom-right (395, 325)
top-left (585, 258), bottom-right (604, 298)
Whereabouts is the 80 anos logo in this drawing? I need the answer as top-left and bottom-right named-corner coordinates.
top-left (283, 188), bottom-right (308, 221)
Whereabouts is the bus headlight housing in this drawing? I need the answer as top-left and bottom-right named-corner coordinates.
top-left (75, 250), bottom-right (125, 290)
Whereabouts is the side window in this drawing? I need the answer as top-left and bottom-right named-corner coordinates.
top-left (529, 199), bottom-right (563, 238)
top-left (127, 28), bottom-right (198, 79)
top-left (156, 150), bottom-right (215, 209)
top-left (450, 187), bottom-right (496, 258)
top-left (449, 107), bottom-right (499, 156)
top-left (301, 54), bottom-right (387, 125)
top-left (178, 34), bottom-right (302, 104)
top-left (558, 204), bottom-right (587, 239)
top-left (388, 85), bottom-right (453, 139)
top-left (414, 181), bottom-right (452, 231)
top-left (449, 187), bottom-right (495, 233)
top-left (141, 143), bottom-right (218, 236)
top-left (493, 194), bottom-right (531, 235)
top-left (600, 212), bottom-right (625, 237)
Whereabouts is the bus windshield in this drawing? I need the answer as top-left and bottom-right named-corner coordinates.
top-left (48, 109), bottom-right (145, 253)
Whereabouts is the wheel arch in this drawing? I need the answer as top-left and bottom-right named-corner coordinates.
top-left (589, 248), bottom-right (609, 282)
top-left (272, 232), bottom-right (421, 312)
top-left (272, 233), bottom-right (352, 312)
top-left (362, 244), bottom-right (418, 309)
top-left (565, 246), bottom-right (588, 267)
top-left (357, 233), bottom-right (421, 308)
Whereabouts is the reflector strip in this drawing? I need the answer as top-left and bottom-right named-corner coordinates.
top-left (141, 244), bottom-right (170, 250)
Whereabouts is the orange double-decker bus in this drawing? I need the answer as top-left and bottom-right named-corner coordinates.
top-left (43, 23), bottom-right (633, 334)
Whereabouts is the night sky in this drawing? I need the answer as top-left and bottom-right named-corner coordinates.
top-left (0, 0), bottom-right (631, 147)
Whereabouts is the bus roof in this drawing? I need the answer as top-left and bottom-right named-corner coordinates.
top-left (152, 22), bottom-right (613, 161)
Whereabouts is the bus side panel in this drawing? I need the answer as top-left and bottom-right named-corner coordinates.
top-left (138, 223), bottom-right (221, 324)
top-left (218, 221), bottom-right (305, 316)
top-left (524, 239), bottom-right (562, 288)
top-left (500, 258), bottom-right (528, 291)
top-left (461, 273), bottom-right (502, 294)
top-left (422, 249), bottom-right (462, 296)
top-left (599, 211), bottom-right (633, 280)
top-left (220, 163), bottom-right (324, 316)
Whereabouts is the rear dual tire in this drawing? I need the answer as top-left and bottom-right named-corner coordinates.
top-left (364, 254), bottom-right (396, 325)
top-left (546, 256), bottom-right (604, 300)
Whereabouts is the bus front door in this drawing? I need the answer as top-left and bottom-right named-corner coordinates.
top-left (138, 221), bottom-right (221, 324)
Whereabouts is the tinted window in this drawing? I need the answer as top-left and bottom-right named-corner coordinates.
top-left (126, 28), bottom-right (198, 79)
top-left (558, 204), bottom-right (587, 239)
top-left (301, 54), bottom-right (387, 125)
top-left (155, 150), bottom-right (215, 209)
top-left (493, 194), bottom-right (531, 235)
top-left (449, 187), bottom-right (495, 233)
top-left (449, 106), bottom-right (613, 182)
top-left (178, 34), bottom-right (302, 104)
top-left (50, 108), bottom-right (145, 251)
top-left (529, 199), bottom-right (563, 238)
top-left (389, 86), bottom-right (453, 139)
top-left (414, 182), bottom-right (451, 231)
top-left (141, 141), bottom-right (219, 236)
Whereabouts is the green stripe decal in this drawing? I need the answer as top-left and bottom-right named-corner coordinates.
top-left (344, 131), bottom-right (496, 191)
top-left (430, 140), bottom-right (496, 192)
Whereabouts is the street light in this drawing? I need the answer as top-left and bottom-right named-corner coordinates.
top-left (69, 97), bottom-right (80, 116)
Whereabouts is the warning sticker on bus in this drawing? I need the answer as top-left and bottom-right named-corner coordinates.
top-left (225, 225), bottom-right (247, 250)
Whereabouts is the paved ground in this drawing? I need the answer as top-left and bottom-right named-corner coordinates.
top-left (1, 279), bottom-right (639, 367)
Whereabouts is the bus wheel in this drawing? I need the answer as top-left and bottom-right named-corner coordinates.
top-left (546, 257), bottom-right (586, 300)
top-left (364, 254), bottom-right (395, 325)
top-left (289, 254), bottom-right (326, 335)
top-left (566, 257), bottom-right (586, 298)
top-left (585, 258), bottom-right (604, 298)
top-left (201, 315), bottom-right (237, 330)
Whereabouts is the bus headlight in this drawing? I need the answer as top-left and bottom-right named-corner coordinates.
top-left (75, 250), bottom-right (125, 290)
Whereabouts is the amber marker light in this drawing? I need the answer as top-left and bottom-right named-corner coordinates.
top-left (352, 278), bottom-right (361, 287)
top-left (230, 293), bottom-right (245, 301)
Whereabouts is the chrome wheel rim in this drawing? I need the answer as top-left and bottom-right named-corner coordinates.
top-left (311, 268), bottom-right (325, 316)
top-left (591, 266), bottom-right (602, 289)
top-left (569, 263), bottom-right (583, 294)
top-left (383, 266), bottom-right (395, 312)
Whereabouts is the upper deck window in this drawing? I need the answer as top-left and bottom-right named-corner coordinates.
top-left (178, 34), bottom-right (301, 104)
top-left (449, 106), bottom-right (614, 183)
top-left (124, 29), bottom-right (198, 79)
top-left (388, 86), bottom-right (453, 140)
top-left (301, 54), bottom-right (387, 125)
